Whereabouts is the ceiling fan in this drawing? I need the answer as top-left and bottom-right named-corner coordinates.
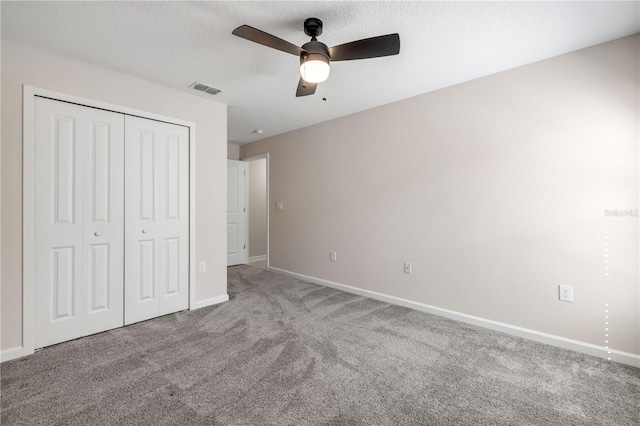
top-left (232, 18), bottom-right (400, 97)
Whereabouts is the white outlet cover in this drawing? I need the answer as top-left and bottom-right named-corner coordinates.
top-left (559, 284), bottom-right (573, 302)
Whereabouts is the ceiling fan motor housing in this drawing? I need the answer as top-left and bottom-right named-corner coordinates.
top-left (300, 40), bottom-right (330, 63)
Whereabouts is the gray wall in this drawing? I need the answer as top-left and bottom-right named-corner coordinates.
top-left (227, 143), bottom-right (240, 160)
top-left (1, 40), bottom-right (228, 351)
top-left (242, 35), bottom-right (639, 355)
top-left (248, 158), bottom-right (267, 258)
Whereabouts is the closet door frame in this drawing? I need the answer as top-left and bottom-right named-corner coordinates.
top-left (22, 86), bottom-right (197, 357)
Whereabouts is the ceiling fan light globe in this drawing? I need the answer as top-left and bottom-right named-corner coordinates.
top-left (300, 55), bottom-right (330, 83)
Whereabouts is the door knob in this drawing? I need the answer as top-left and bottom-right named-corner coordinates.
top-left (94, 231), bottom-right (101, 236)
top-left (142, 229), bottom-right (148, 234)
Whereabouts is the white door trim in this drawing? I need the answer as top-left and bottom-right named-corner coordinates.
top-left (241, 153), bottom-right (270, 269)
top-left (20, 85), bottom-right (197, 360)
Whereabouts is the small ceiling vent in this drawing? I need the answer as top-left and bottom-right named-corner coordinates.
top-left (189, 81), bottom-right (223, 96)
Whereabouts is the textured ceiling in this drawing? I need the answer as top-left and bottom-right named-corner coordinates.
top-left (2, 1), bottom-right (639, 144)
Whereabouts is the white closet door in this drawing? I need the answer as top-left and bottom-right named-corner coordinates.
top-left (124, 116), bottom-right (189, 325)
top-left (227, 160), bottom-right (247, 266)
top-left (34, 97), bottom-right (125, 348)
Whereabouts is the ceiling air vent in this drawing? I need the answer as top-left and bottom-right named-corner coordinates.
top-left (189, 81), bottom-right (223, 96)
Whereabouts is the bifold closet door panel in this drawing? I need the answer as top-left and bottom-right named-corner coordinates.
top-left (34, 97), bottom-right (125, 349)
top-left (124, 116), bottom-right (189, 325)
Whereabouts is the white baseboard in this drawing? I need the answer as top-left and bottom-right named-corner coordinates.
top-left (269, 267), bottom-right (640, 368)
top-left (1, 346), bottom-right (28, 362)
top-left (248, 255), bottom-right (266, 263)
top-left (190, 294), bottom-right (229, 310)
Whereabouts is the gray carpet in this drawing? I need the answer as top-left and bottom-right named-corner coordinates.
top-left (2, 265), bottom-right (639, 425)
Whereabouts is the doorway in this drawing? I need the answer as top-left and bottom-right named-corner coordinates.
top-left (243, 154), bottom-right (269, 269)
top-left (227, 160), bottom-right (247, 266)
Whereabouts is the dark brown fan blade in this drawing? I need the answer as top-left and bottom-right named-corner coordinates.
top-left (296, 78), bottom-right (317, 97)
top-left (329, 33), bottom-right (400, 61)
top-left (232, 25), bottom-right (304, 56)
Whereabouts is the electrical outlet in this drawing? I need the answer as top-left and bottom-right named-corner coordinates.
top-left (330, 251), bottom-right (337, 262)
top-left (404, 262), bottom-right (412, 274)
top-left (559, 285), bottom-right (573, 302)
top-left (199, 262), bottom-right (206, 274)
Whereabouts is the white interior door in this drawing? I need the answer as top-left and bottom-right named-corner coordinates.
top-left (124, 116), bottom-right (189, 325)
top-left (34, 97), bottom-right (125, 348)
top-left (227, 160), bottom-right (247, 266)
